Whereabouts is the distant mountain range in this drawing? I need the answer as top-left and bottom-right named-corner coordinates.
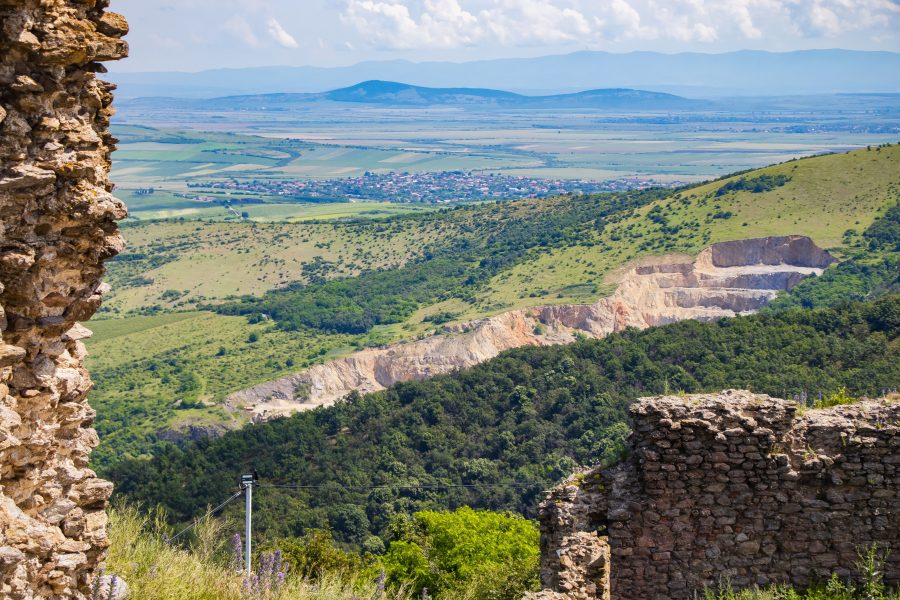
top-left (130, 80), bottom-right (705, 111)
top-left (107, 50), bottom-right (900, 99)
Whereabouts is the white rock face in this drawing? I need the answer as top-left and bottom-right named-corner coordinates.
top-left (229, 236), bottom-right (834, 420)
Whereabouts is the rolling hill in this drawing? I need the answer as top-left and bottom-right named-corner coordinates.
top-left (109, 297), bottom-right (900, 544)
top-left (316, 81), bottom-right (703, 109)
top-left (87, 145), bottom-right (900, 468)
top-left (121, 80), bottom-right (706, 110)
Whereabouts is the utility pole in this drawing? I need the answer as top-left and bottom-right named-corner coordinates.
top-left (240, 474), bottom-right (255, 578)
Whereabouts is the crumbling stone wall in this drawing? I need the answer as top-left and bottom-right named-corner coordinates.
top-left (532, 391), bottom-right (900, 599)
top-left (0, 1), bottom-right (127, 597)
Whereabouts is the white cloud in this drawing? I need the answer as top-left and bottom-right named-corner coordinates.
top-left (784, 0), bottom-right (900, 36)
top-left (807, 2), bottom-right (842, 34)
top-left (726, 0), bottom-right (763, 39)
top-left (342, 0), bottom-right (479, 49)
top-left (340, 0), bottom-right (900, 50)
top-left (224, 15), bottom-right (260, 47)
top-left (596, 0), bottom-right (645, 39)
top-left (267, 17), bottom-right (300, 48)
top-left (478, 0), bottom-right (591, 45)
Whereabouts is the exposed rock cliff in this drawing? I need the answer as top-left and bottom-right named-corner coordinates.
top-left (530, 391), bottom-right (900, 599)
top-left (229, 236), bottom-right (834, 420)
top-left (0, 1), bottom-right (127, 597)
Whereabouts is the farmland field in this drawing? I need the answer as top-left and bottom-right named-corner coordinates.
top-left (111, 98), bottom-right (900, 221)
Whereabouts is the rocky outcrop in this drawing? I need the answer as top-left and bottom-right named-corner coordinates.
top-left (0, 1), bottom-right (127, 598)
top-left (229, 236), bottom-right (834, 420)
top-left (532, 391), bottom-right (900, 599)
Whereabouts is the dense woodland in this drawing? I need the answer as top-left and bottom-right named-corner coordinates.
top-left (111, 295), bottom-right (900, 546)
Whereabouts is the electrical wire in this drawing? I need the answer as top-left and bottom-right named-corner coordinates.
top-left (167, 480), bottom-right (554, 543)
top-left (257, 481), bottom-right (554, 491)
top-left (168, 490), bottom-right (244, 544)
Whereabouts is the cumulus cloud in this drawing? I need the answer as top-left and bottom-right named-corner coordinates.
top-left (478, 0), bottom-right (591, 45)
top-left (342, 0), bottom-right (479, 49)
top-left (340, 0), bottom-right (900, 50)
top-left (785, 0), bottom-right (900, 37)
top-left (268, 17), bottom-right (300, 48)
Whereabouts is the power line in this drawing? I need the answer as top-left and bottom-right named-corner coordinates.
top-left (168, 490), bottom-right (244, 544)
top-left (166, 480), bottom-right (554, 544)
top-left (258, 481), bottom-right (554, 491)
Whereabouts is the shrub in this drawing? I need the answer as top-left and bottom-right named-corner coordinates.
top-left (105, 506), bottom-right (409, 600)
top-left (379, 507), bottom-right (540, 599)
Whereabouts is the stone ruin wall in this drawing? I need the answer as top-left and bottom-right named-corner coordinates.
top-left (0, 1), bottom-right (127, 598)
top-left (532, 390), bottom-right (900, 599)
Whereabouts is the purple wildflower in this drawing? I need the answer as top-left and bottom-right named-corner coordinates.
top-left (230, 533), bottom-right (244, 575)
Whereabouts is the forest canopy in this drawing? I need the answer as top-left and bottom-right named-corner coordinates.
top-left (110, 296), bottom-right (900, 544)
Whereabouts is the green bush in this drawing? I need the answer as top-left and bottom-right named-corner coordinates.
top-left (379, 507), bottom-right (539, 599)
top-left (715, 174), bottom-right (790, 197)
top-left (264, 529), bottom-right (365, 581)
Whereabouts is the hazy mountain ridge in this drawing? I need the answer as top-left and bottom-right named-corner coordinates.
top-left (107, 49), bottom-right (900, 99)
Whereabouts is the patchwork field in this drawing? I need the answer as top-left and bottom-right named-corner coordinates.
top-left (110, 99), bottom-right (899, 223)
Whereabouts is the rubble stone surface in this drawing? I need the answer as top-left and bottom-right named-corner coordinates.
top-left (534, 391), bottom-right (900, 599)
top-left (0, 1), bottom-right (127, 597)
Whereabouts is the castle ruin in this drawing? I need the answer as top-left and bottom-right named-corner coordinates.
top-left (532, 391), bottom-right (900, 599)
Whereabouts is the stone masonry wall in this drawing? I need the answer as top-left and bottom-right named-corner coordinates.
top-left (0, 1), bottom-right (127, 598)
top-left (532, 391), bottom-right (900, 599)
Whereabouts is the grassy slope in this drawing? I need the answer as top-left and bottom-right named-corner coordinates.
top-left (119, 197), bottom-right (433, 224)
top-left (473, 145), bottom-right (899, 313)
top-left (104, 217), bottom-right (451, 313)
top-left (87, 312), bottom-right (360, 465)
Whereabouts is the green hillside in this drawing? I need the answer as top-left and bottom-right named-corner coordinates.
top-left (475, 144), bottom-right (899, 312)
top-left (87, 146), bottom-right (900, 468)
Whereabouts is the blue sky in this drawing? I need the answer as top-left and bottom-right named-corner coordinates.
top-left (110, 0), bottom-right (900, 72)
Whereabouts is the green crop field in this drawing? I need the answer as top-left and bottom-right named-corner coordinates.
top-left (110, 125), bottom-right (537, 213)
top-left (121, 200), bottom-right (432, 223)
top-left (112, 104), bottom-right (898, 201)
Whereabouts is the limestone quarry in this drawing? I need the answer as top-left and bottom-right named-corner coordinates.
top-left (0, 1), bottom-right (127, 597)
top-left (229, 235), bottom-right (835, 420)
